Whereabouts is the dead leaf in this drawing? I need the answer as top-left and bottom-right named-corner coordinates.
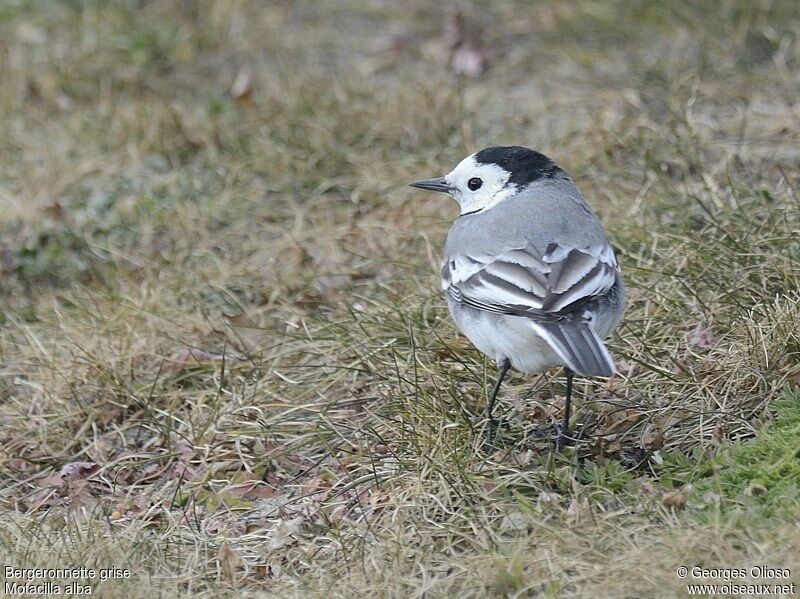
top-left (229, 480), bottom-right (279, 500)
top-left (663, 491), bottom-right (686, 510)
top-left (174, 441), bottom-right (193, 463)
top-left (7, 457), bottom-right (29, 472)
top-left (267, 516), bottom-right (305, 551)
top-left (59, 461), bottom-right (99, 480)
top-left (255, 564), bottom-right (270, 580)
top-left (85, 437), bottom-right (114, 463)
top-left (168, 447), bottom-right (197, 481)
top-left (26, 462), bottom-right (98, 511)
top-left (686, 323), bottom-right (717, 349)
top-left (210, 460), bottom-right (243, 476)
top-left (642, 425), bottom-right (664, 450)
top-left (538, 491), bottom-right (561, 508)
top-left (67, 480), bottom-right (97, 510)
top-left (324, 504), bottom-right (347, 526)
top-left (165, 348), bottom-right (224, 372)
top-left (499, 511), bottom-right (530, 534)
top-left (566, 497), bottom-right (590, 523)
top-left (217, 542), bottom-right (241, 582)
top-left (602, 435), bottom-right (622, 456)
top-left (368, 488), bottom-right (388, 511)
top-left (124, 495), bottom-right (154, 519)
top-left (28, 486), bottom-right (61, 510)
top-left (604, 408), bottom-right (644, 434)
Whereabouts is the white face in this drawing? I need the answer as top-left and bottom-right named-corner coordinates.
top-left (444, 155), bottom-right (514, 215)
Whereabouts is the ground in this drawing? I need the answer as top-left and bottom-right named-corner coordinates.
top-left (1, 1), bottom-right (800, 597)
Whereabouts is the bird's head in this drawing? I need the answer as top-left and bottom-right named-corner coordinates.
top-left (409, 146), bottom-right (564, 215)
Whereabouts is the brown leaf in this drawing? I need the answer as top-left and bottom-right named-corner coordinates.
top-left (97, 408), bottom-right (121, 426)
top-left (298, 476), bottom-right (331, 497)
top-left (67, 480), bottom-right (97, 510)
top-left (174, 441), bottom-right (193, 462)
top-left (229, 480), bottom-right (279, 500)
top-left (602, 435), bottom-right (622, 456)
top-left (165, 348), bottom-right (224, 372)
top-left (59, 461), bottom-right (99, 480)
top-left (642, 425), bottom-right (664, 450)
top-left (121, 494), bottom-right (154, 519)
top-left (7, 457), bottom-right (29, 472)
top-left (22, 462), bottom-right (100, 511)
top-left (663, 490), bottom-right (686, 510)
top-left (167, 441), bottom-right (197, 481)
top-left (566, 497), bottom-right (590, 523)
top-left (604, 408), bottom-right (644, 434)
top-left (216, 542), bottom-right (241, 582)
top-left (85, 437), bottom-right (114, 463)
top-left (28, 486), bottom-right (62, 510)
top-left (267, 516), bottom-right (304, 551)
top-left (136, 461), bottom-right (171, 483)
top-left (686, 323), bottom-right (717, 349)
top-left (42, 200), bottom-right (69, 221)
top-left (368, 488), bottom-right (389, 510)
top-left (538, 491), bottom-right (561, 508)
top-left (210, 460), bottom-right (243, 476)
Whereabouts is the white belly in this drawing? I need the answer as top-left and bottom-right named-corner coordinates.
top-left (448, 299), bottom-right (563, 374)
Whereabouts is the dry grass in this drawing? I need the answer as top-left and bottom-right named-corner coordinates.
top-left (1, 1), bottom-right (800, 596)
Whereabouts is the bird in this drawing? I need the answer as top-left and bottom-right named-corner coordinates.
top-left (409, 146), bottom-right (625, 449)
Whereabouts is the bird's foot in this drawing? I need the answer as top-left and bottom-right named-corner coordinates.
top-left (554, 424), bottom-right (575, 452)
top-left (533, 422), bottom-right (584, 451)
top-left (532, 411), bottom-right (597, 451)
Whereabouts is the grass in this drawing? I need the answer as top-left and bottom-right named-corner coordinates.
top-left (689, 389), bottom-right (800, 517)
top-left (1, 0), bottom-right (800, 596)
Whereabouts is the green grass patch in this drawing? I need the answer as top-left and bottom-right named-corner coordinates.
top-left (690, 389), bottom-right (800, 516)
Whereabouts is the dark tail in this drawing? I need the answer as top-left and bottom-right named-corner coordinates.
top-left (529, 320), bottom-right (615, 377)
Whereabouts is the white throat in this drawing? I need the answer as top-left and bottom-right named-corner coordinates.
top-left (460, 185), bottom-right (516, 215)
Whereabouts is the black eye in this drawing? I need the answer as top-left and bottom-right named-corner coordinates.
top-left (467, 177), bottom-right (483, 191)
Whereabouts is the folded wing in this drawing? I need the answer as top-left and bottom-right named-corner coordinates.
top-left (443, 242), bottom-right (620, 376)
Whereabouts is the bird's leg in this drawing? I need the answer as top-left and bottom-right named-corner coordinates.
top-left (484, 358), bottom-right (511, 450)
top-left (555, 367), bottom-right (574, 451)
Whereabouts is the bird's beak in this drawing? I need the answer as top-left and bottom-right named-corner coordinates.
top-left (409, 177), bottom-right (451, 193)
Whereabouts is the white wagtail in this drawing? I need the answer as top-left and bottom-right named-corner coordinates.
top-left (410, 146), bottom-right (625, 448)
